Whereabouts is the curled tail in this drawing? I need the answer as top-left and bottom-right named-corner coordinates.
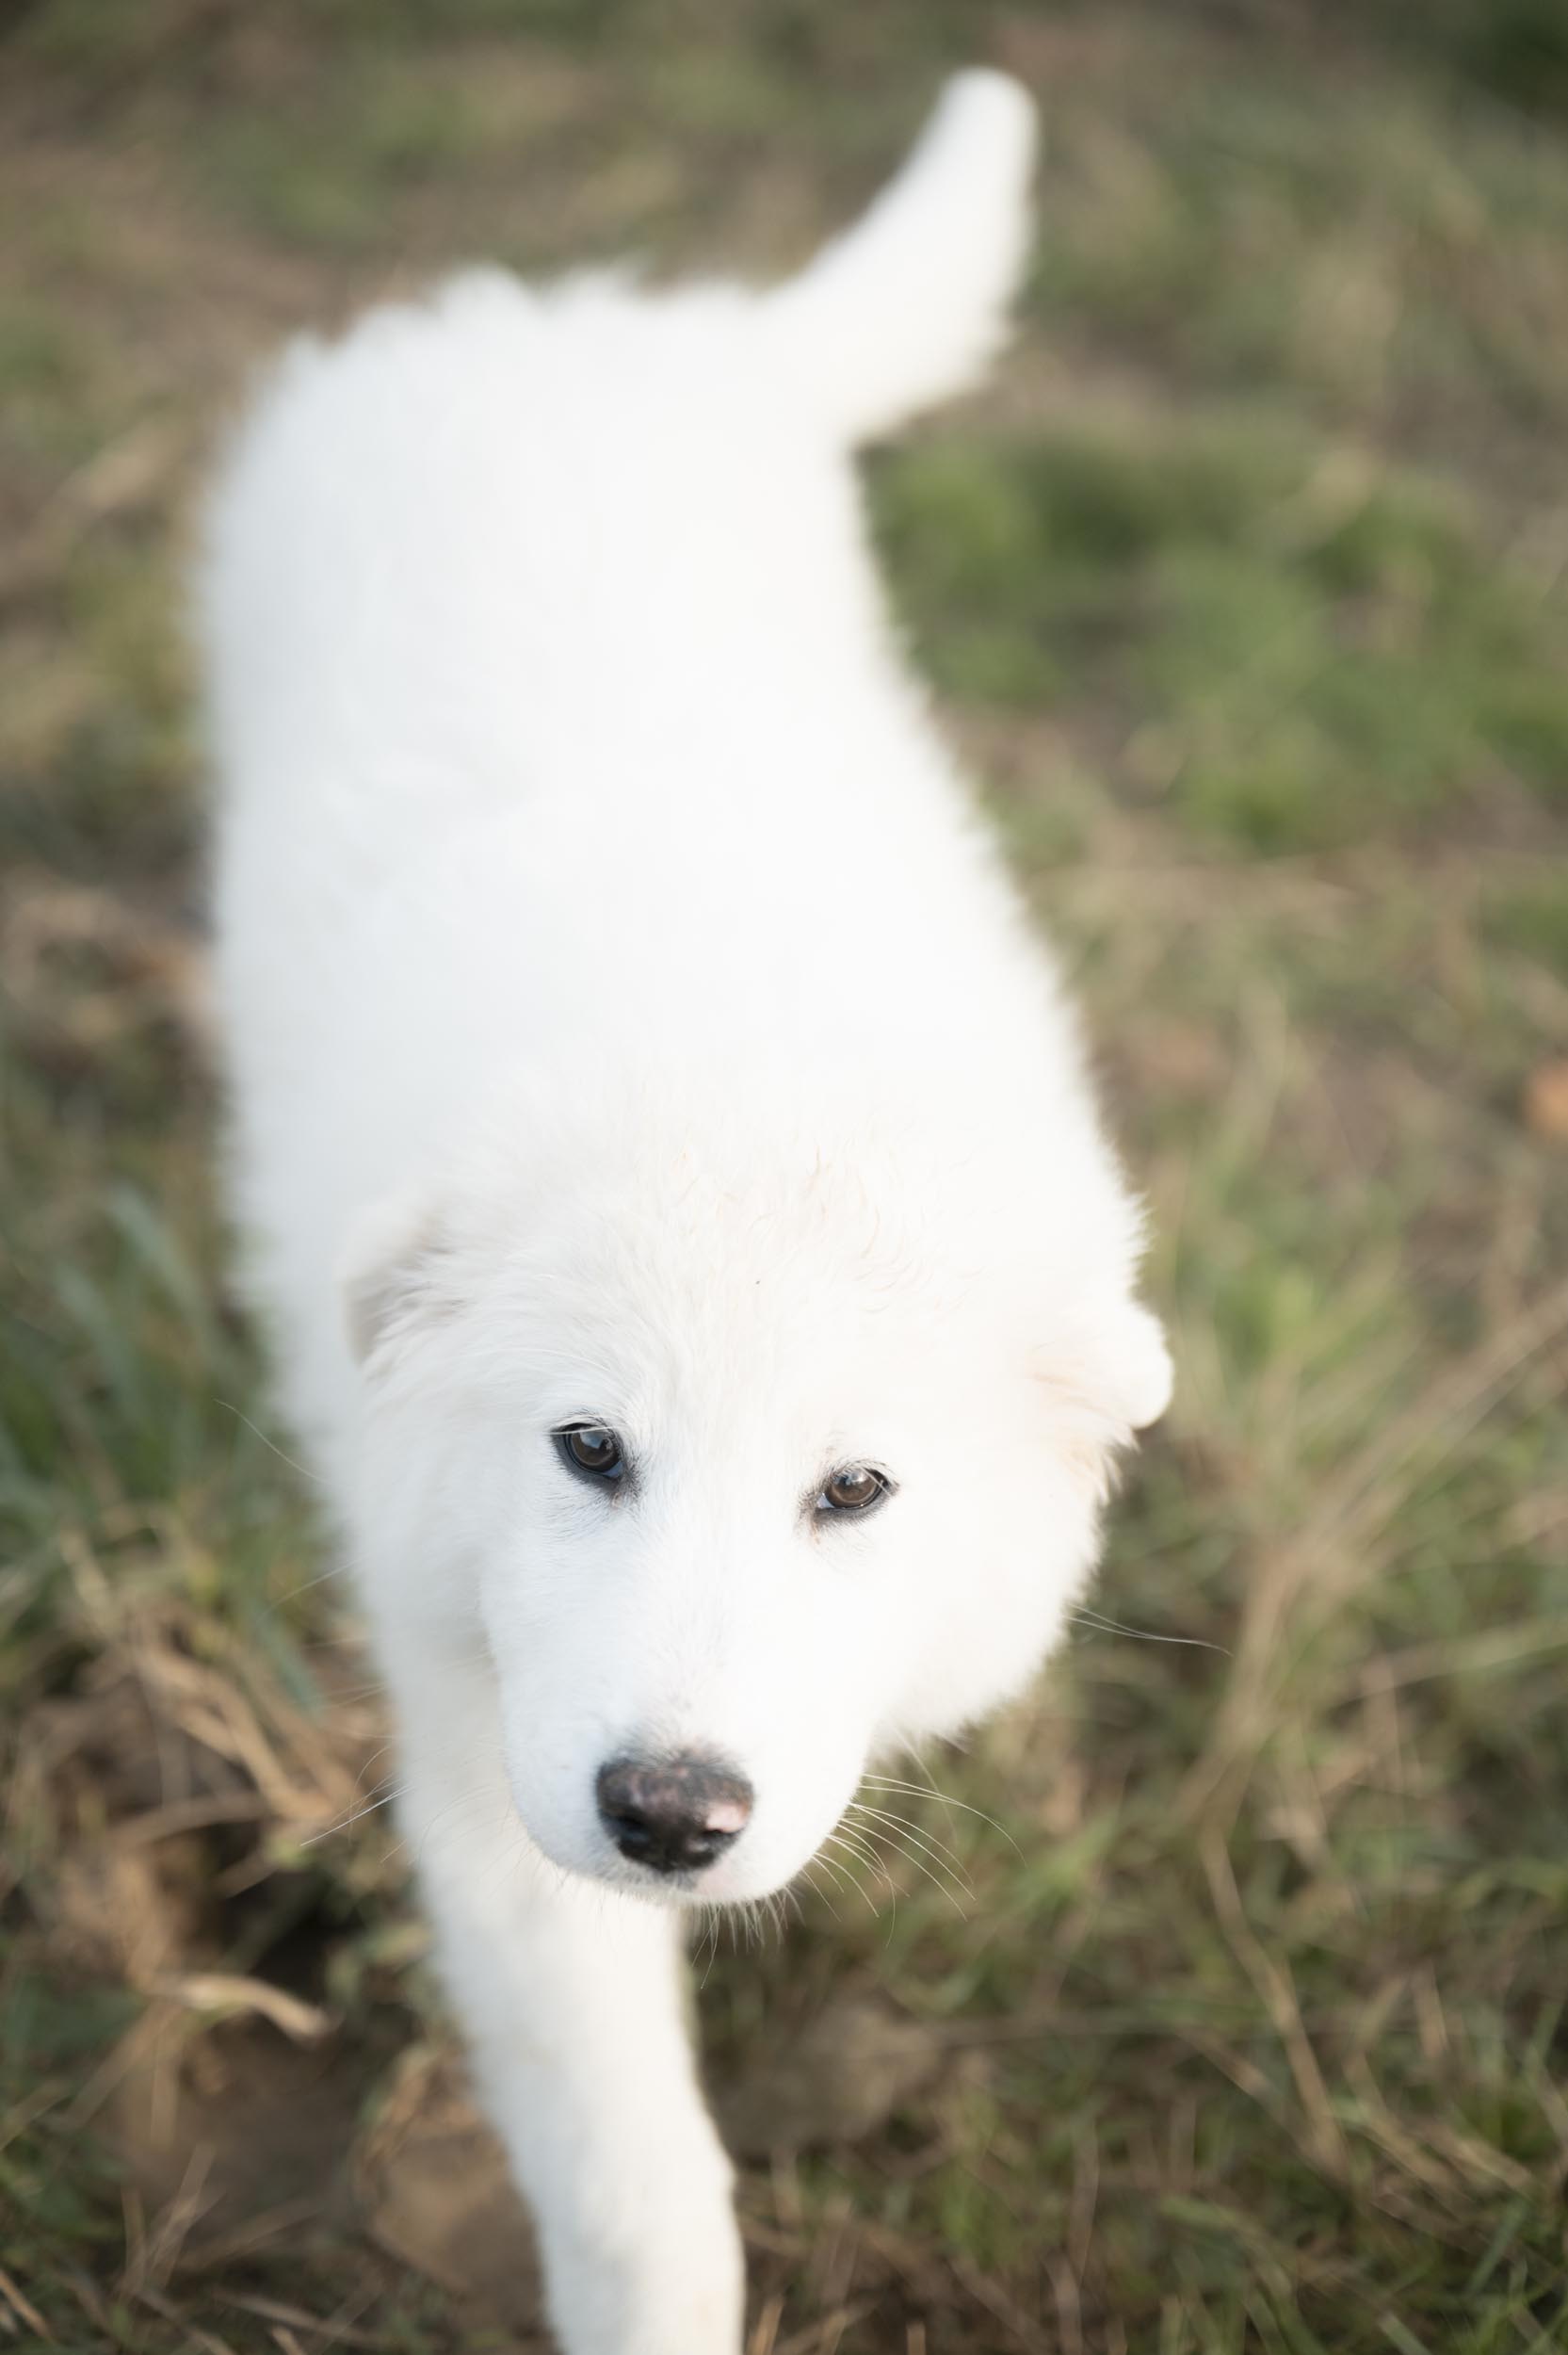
top-left (762, 70), bottom-right (1039, 444)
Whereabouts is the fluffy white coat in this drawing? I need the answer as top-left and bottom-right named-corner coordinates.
top-left (202, 71), bottom-right (1170, 2355)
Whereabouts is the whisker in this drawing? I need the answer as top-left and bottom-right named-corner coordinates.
top-left (808, 1847), bottom-right (853, 1903)
top-left (846, 1798), bottom-right (976, 1893)
top-left (299, 1782), bottom-right (407, 1845)
top-left (827, 1824), bottom-right (885, 1883)
top-left (810, 1837), bottom-right (871, 1912)
top-left (214, 1398), bottom-right (328, 1489)
top-left (799, 1861), bottom-right (842, 1924)
top-left (860, 1773), bottom-right (1026, 1861)
top-left (844, 1807), bottom-right (969, 1917)
top-left (268, 1562), bottom-right (347, 1605)
top-left (819, 1831), bottom-right (886, 1915)
top-left (1068, 1607), bottom-right (1229, 1655)
top-left (846, 1809), bottom-right (974, 1902)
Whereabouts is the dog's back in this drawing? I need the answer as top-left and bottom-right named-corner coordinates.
top-left (201, 72), bottom-right (1091, 1454)
top-left (202, 69), bottom-right (1035, 864)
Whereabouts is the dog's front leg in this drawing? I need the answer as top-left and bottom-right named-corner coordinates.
top-left (389, 1655), bottom-right (745, 2355)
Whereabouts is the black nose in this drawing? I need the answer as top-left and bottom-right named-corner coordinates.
top-left (595, 1753), bottom-right (753, 1876)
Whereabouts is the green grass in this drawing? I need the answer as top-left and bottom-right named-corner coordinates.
top-left (873, 427), bottom-right (1568, 852)
top-left (3, 4), bottom-right (1568, 2350)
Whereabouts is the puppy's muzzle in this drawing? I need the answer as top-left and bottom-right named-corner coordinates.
top-left (596, 1753), bottom-right (753, 1876)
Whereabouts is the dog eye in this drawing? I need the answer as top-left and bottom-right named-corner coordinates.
top-left (816, 1466), bottom-right (890, 1516)
top-left (556, 1425), bottom-right (627, 1485)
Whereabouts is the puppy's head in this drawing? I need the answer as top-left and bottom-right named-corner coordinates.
top-left (342, 1078), bottom-right (1167, 1908)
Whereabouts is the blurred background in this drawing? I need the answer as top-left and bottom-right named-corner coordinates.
top-left (3, 4), bottom-right (1568, 2350)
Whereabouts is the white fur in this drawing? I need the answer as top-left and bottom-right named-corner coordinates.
top-left (202, 71), bottom-right (1168, 2355)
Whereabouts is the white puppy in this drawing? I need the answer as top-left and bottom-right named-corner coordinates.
top-left (202, 70), bottom-right (1169, 2355)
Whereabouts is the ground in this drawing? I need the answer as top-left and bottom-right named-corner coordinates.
top-left (3, 4), bottom-right (1568, 2351)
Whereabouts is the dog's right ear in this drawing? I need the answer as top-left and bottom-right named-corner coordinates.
top-left (762, 69), bottom-right (1038, 443)
top-left (1033, 1291), bottom-right (1172, 1488)
top-left (339, 1188), bottom-right (445, 1367)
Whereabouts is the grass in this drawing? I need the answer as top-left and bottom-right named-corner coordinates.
top-left (3, 3), bottom-right (1567, 2350)
top-left (872, 427), bottom-right (1568, 851)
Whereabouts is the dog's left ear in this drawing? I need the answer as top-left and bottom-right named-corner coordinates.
top-left (1037, 1294), bottom-right (1172, 1452)
top-left (1099, 1298), bottom-right (1173, 1434)
top-left (339, 1187), bottom-right (446, 1367)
